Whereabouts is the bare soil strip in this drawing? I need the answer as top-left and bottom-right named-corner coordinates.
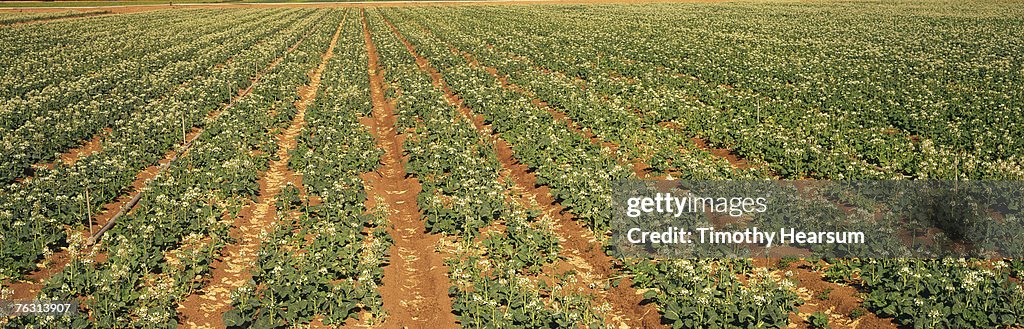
top-left (53, 128), bottom-right (109, 167)
top-left (175, 19), bottom-right (343, 329)
top-left (27, 127), bottom-right (111, 175)
top-left (361, 12), bottom-right (456, 328)
top-left (403, 21), bottom-right (657, 179)
top-left (394, 18), bottom-right (890, 329)
top-left (381, 16), bottom-right (661, 329)
top-left (0, 27), bottom-right (312, 307)
top-left (754, 259), bottom-right (897, 329)
top-left (16, 27), bottom-right (289, 186)
top-left (447, 31), bottom-right (765, 176)
top-left (658, 121), bottom-right (761, 171)
top-left (3, 243), bottom-right (71, 300)
top-left (90, 24), bottom-right (313, 245)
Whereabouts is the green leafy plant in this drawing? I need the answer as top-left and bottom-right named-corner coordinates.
top-left (807, 311), bottom-right (831, 329)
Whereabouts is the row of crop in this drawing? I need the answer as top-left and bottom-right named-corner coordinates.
top-left (404, 6), bottom-right (895, 180)
top-left (376, 9), bottom-right (630, 234)
top-left (371, 14), bottom-right (507, 237)
top-left (366, 10), bottom-right (612, 327)
top-left (628, 259), bottom-right (798, 328)
top-left (0, 9), bottom-right (304, 184)
top-left (394, 8), bottom-right (911, 329)
top-left (224, 11), bottom-right (393, 328)
top-left (2, 9), bottom-right (340, 328)
top-left (400, 5), bottom-right (1024, 328)
top-left (386, 8), bottom-right (762, 181)
top-left (401, 7), bottom-right (1024, 328)
top-left (423, 5), bottom-right (1023, 179)
top-left (0, 9), bottom-right (316, 280)
top-left (0, 9), bottom-right (257, 128)
top-left (825, 258), bottom-right (1024, 328)
top-left (566, 3), bottom-right (1024, 167)
top-left (0, 9), bottom-right (187, 99)
top-left (375, 9), bottom-right (804, 328)
top-left (0, 10), bottom-right (107, 25)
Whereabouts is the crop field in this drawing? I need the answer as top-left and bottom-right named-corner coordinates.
top-left (0, 10), bottom-right (108, 25)
top-left (0, 1), bottom-right (1022, 328)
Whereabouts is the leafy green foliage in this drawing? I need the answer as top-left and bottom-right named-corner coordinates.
top-left (367, 10), bottom-right (610, 327)
top-left (0, 8), bottom-right (319, 280)
top-left (4, 9), bottom-right (339, 328)
top-left (629, 259), bottom-right (799, 329)
top-left (807, 311), bottom-right (831, 329)
top-left (827, 259), bottom-right (1024, 328)
top-left (226, 12), bottom-right (389, 328)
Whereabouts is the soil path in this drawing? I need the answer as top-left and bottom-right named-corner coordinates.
top-left (399, 18), bottom-right (661, 179)
top-left (15, 24), bottom-right (285, 186)
top-left (754, 259), bottom-right (897, 329)
top-left (47, 128), bottom-right (109, 169)
top-left (0, 31), bottom-right (309, 302)
top-left (381, 14), bottom-right (661, 329)
top-left (173, 21), bottom-right (341, 328)
top-left (360, 11), bottom-right (456, 328)
top-left (17, 127), bottom-right (110, 185)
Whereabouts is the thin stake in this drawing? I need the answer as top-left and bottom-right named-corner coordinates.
top-left (182, 115), bottom-right (187, 146)
top-left (85, 186), bottom-right (93, 236)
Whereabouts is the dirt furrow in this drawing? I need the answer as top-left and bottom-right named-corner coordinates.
top-left (36, 128), bottom-right (110, 170)
top-left (89, 23), bottom-right (315, 246)
top-left (381, 16), bottom-right (661, 329)
top-left (657, 121), bottom-right (761, 171)
top-left (395, 16), bottom-right (895, 329)
top-left (400, 20), bottom-right (654, 179)
top-left (754, 259), bottom-right (897, 329)
top-left (441, 30), bottom-right (764, 176)
top-left (361, 11), bottom-right (456, 328)
top-left (0, 24), bottom-right (317, 314)
top-left (15, 25), bottom-right (306, 186)
top-left (14, 127), bottom-right (111, 185)
top-left (175, 19), bottom-right (342, 329)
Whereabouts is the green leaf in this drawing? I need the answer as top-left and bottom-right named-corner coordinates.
top-left (223, 309), bottom-right (245, 328)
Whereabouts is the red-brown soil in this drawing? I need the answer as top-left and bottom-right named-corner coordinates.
top-left (688, 136), bottom-right (758, 171)
top-left (361, 11), bottom-right (456, 328)
top-left (175, 21), bottom-right (340, 328)
top-left (17, 128), bottom-right (109, 185)
top-left (751, 259), bottom-right (897, 329)
top-left (380, 14), bottom-right (661, 329)
top-left (48, 128), bottom-right (109, 168)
